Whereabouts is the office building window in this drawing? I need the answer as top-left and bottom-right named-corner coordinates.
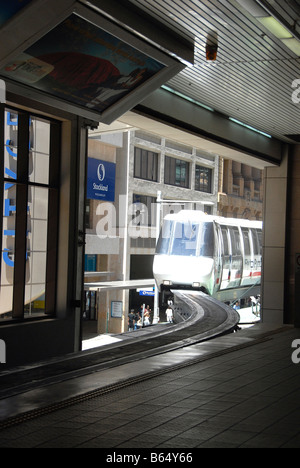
top-left (195, 166), bottom-right (212, 193)
top-left (133, 194), bottom-right (157, 227)
top-left (165, 156), bottom-right (190, 188)
top-left (1, 108), bottom-right (61, 320)
top-left (134, 147), bottom-right (158, 182)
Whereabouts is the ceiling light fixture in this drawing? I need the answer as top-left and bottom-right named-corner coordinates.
top-left (161, 85), bottom-right (215, 112)
top-left (229, 117), bottom-right (272, 138)
top-left (236, 0), bottom-right (300, 56)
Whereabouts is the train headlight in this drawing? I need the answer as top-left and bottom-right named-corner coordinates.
top-left (193, 282), bottom-right (201, 288)
top-left (163, 280), bottom-right (172, 286)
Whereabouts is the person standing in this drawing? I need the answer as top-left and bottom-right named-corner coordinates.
top-left (166, 306), bottom-right (174, 323)
top-left (128, 309), bottom-right (136, 331)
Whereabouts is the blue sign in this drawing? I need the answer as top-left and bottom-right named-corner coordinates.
top-left (139, 290), bottom-right (155, 297)
top-left (87, 158), bottom-right (116, 202)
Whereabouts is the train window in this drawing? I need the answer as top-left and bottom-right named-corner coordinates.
top-left (199, 222), bottom-right (214, 258)
top-left (229, 227), bottom-right (242, 256)
top-left (257, 230), bottom-right (263, 256)
top-left (221, 227), bottom-right (229, 256)
top-left (241, 228), bottom-right (251, 256)
top-left (251, 229), bottom-right (260, 256)
top-left (171, 222), bottom-right (199, 256)
top-left (156, 220), bottom-right (173, 255)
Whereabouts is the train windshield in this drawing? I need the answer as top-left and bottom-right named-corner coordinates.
top-left (171, 221), bottom-right (214, 257)
top-left (156, 220), bottom-right (174, 255)
top-left (156, 220), bottom-right (214, 257)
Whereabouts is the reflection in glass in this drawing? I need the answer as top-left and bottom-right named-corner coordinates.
top-left (1, 187), bottom-right (15, 319)
top-left (29, 117), bottom-right (50, 185)
top-left (25, 187), bottom-right (48, 316)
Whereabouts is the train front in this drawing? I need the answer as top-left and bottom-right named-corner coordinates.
top-left (153, 213), bottom-right (216, 299)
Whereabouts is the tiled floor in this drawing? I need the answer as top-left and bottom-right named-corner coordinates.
top-left (0, 326), bottom-right (299, 448)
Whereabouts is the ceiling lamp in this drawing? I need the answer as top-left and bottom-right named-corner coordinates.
top-left (257, 16), bottom-right (293, 39)
top-left (236, 0), bottom-right (300, 56)
top-left (206, 30), bottom-right (219, 61)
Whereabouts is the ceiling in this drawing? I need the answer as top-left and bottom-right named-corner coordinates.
top-left (121, 0), bottom-right (300, 144)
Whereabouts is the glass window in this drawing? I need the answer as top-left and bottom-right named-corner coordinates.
top-left (165, 156), bottom-right (190, 188)
top-left (24, 187), bottom-right (49, 317)
top-left (0, 186), bottom-right (15, 316)
top-left (199, 223), bottom-right (214, 257)
top-left (221, 227), bottom-right (229, 256)
top-left (241, 228), bottom-right (251, 256)
top-left (229, 227), bottom-right (242, 256)
top-left (29, 118), bottom-right (50, 185)
top-left (257, 229), bottom-right (263, 256)
top-left (251, 229), bottom-right (260, 256)
top-left (133, 194), bottom-right (157, 227)
top-left (195, 166), bottom-right (212, 193)
top-left (156, 220), bottom-right (173, 255)
top-left (134, 147), bottom-right (158, 182)
top-left (1, 109), bottom-right (60, 322)
top-left (171, 222), bottom-right (199, 256)
top-left (170, 221), bottom-right (214, 257)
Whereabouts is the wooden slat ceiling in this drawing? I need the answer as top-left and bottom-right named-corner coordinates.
top-left (127, 0), bottom-right (300, 143)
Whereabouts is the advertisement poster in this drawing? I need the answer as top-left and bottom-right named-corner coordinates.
top-left (0, 0), bottom-right (33, 27)
top-left (1, 13), bottom-right (165, 113)
top-left (87, 158), bottom-right (116, 202)
top-left (111, 301), bottom-right (123, 319)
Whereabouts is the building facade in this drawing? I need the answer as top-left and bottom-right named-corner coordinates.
top-left (84, 129), bottom-right (219, 334)
top-left (218, 159), bottom-right (264, 220)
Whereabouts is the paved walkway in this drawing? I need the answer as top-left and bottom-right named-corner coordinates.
top-left (0, 325), bottom-right (299, 448)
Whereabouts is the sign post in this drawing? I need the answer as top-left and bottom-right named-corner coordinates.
top-left (153, 191), bottom-right (162, 324)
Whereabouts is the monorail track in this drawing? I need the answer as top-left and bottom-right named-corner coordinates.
top-left (0, 291), bottom-right (241, 427)
top-left (0, 291), bottom-right (239, 397)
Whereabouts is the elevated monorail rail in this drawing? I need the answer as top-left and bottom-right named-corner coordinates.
top-left (0, 290), bottom-right (242, 428)
top-left (0, 291), bottom-right (240, 401)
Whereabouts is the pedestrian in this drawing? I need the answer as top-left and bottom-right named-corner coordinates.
top-left (134, 311), bottom-right (140, 330)
top-left (128, 309), bottom-right (136, 331)
top-left (144, 307), bottom-right (151, 326)
top-left (166, 306), bottom-right (173, 323)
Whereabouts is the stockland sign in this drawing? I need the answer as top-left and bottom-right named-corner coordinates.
top-left (87, 158), bottom-right (116, 202)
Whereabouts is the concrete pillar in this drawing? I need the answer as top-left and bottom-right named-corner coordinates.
top-left (285, 144), bottom-right (300, 326)
top-left (261, 148), bottom-right (288, 325)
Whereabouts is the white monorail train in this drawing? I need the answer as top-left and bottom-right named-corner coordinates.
top-left (153, 211), bottom-right (262, 303)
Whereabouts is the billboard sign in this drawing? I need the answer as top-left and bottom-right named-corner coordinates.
top-left (87, 158), bottom-right (116, 202)
top-left (0, 2), bottom-right (187, 123)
